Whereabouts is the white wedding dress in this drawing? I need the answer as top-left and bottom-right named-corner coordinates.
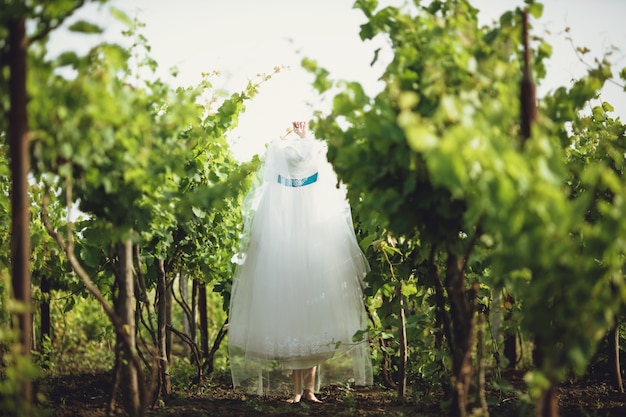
top-left (228, 136), bottom-right (373, 394)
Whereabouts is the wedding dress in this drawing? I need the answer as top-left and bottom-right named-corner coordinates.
top-left (228, 136), bottom-right (373, 394)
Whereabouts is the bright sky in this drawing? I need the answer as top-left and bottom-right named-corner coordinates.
top-left (50, 0), bottom-right (626, 161)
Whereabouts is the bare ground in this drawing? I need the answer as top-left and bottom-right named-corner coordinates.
top-left (37, 370), bottom-right (626, 417)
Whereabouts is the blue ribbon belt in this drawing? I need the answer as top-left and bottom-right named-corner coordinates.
top-left (277, 172), bottom-right (318, 187)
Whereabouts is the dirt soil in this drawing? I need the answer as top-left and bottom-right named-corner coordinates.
top-left (37, 371), bottom-right (626, 417)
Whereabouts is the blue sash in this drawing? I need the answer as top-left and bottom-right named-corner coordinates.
top-left (277, 172), bottom-right (318, 187)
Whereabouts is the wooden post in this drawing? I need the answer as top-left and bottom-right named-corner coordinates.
top-left (520, 11), bottom-right (558, 417)
top-left (8, 16), bottom-right (33, 412)
top-left (520, 10), bottom-right (537, 142)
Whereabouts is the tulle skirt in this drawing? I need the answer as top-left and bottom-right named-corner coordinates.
top-left (228, 177), bottom-right (373, 394)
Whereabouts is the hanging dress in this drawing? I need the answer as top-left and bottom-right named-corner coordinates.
top-left (228, 136), bottom-right (373, 394)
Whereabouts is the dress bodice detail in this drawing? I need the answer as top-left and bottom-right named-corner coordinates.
top-left (278, 138), bottom-right (323, 179)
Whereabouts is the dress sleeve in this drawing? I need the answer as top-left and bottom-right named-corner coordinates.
top-left (261, 140), bottom-right (279, 184)
top-left (232, 142), bottom-right (276, 264)
top-left (316, 141), bottom-right (349, 204)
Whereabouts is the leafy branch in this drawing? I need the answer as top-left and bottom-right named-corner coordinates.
top-left (565, 26), bottom-right (625, 90)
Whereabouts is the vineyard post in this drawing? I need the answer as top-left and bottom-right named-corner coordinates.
top-left (7, 15), bottom-right (33, 413)
top-left (502, 7), bottom-right (538, 374)
top-left (520, 10), bottom-right (537, 143)
top-left (520, 9), bottom-right (558, 417)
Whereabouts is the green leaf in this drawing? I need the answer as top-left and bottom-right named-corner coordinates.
top-left (55, 51), bottom-right (80, 67)
top-left (527, 2), bottom-right (544, 19)
top-left (401, 281), bottom-right (417, 297)
top-left (602, 101), bottom-right (614, 112)
top-left (359, 233), bottom-right (377, 252)
top-left (354, 0), bottom-right (378, 18)
top-left (405, 125), bottom-right (438, 153)
top-left (191, 206), bottom-right (206, 219)
top-left (68, 20), bottom-right (103, 34)
top-left (359, 22), bottom-right (376, 40)
top-left (63, 297), bottom-right (76, 313)
top-left (110, 6), bottom-right (133, 27)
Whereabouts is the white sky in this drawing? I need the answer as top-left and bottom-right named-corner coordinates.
top-left (49, 0), bottom-right (626, 161)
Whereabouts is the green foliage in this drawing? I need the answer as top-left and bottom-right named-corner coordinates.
top-left (0, 268), bottom-right (41, 417)
top-left (0, 342), bottom-right (42, 417)
top-left (168, 356), bottom-right (197, 392)
top-left (307, 0), bottom-right (626, 402)
top-left (2, 2), bottom-right (270, 413)
top-left (26, 10), bottom-right (265, 297)
top-left (34, 292), bottom-right (114, 375)
top-left (2, 0), bottom-right (626, 415)
top-left (307, 2), bottom-right (531, 390)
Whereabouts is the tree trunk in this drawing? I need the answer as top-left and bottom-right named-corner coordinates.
top-left (608, 316), bottom-right (623, 393)
top-left (476, 311), bottom-right (489, 416)
top-left (40, 274), bottom-right (52, 364)
top-left (155, 258), bottom-right (172, 397)
top-left (532, 335), bottom-right (559, 417)
top-left (198, 282), bottom-right (209, 359)
top-left (396, 285), bottom-right (407, 398)
top-left (179, 272), bottom-right (191, 359)
top-left (117, 240), bottom-right (142, 416)
top-left (166, 278), bottom-right (173, 364)
top-left (191, 279), bottom-right (198, 350)
top-left (43, 191), bottom-right (147, 416)
top-left (445, 252), bottom-right (477, 417)
top-left (8, 16), bottom-right (33, 413)
top-left (503, 292), bottom-right (517, 369)
top-left (376, 293), bottom-right (397, 390)
top-left (203, 321), bottom-right (228, 377)
top-left (536, 384), bottom-right (558, 417)
top-left (503, 333), bottom-right (517, 369)
top-left (532, 337), bottom-right (543, 372)
top-left (430, 256), bottom-right (451, 396)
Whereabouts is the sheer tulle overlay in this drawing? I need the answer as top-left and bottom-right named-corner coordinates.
top-left (228, 137), bottom-right (373, 394)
